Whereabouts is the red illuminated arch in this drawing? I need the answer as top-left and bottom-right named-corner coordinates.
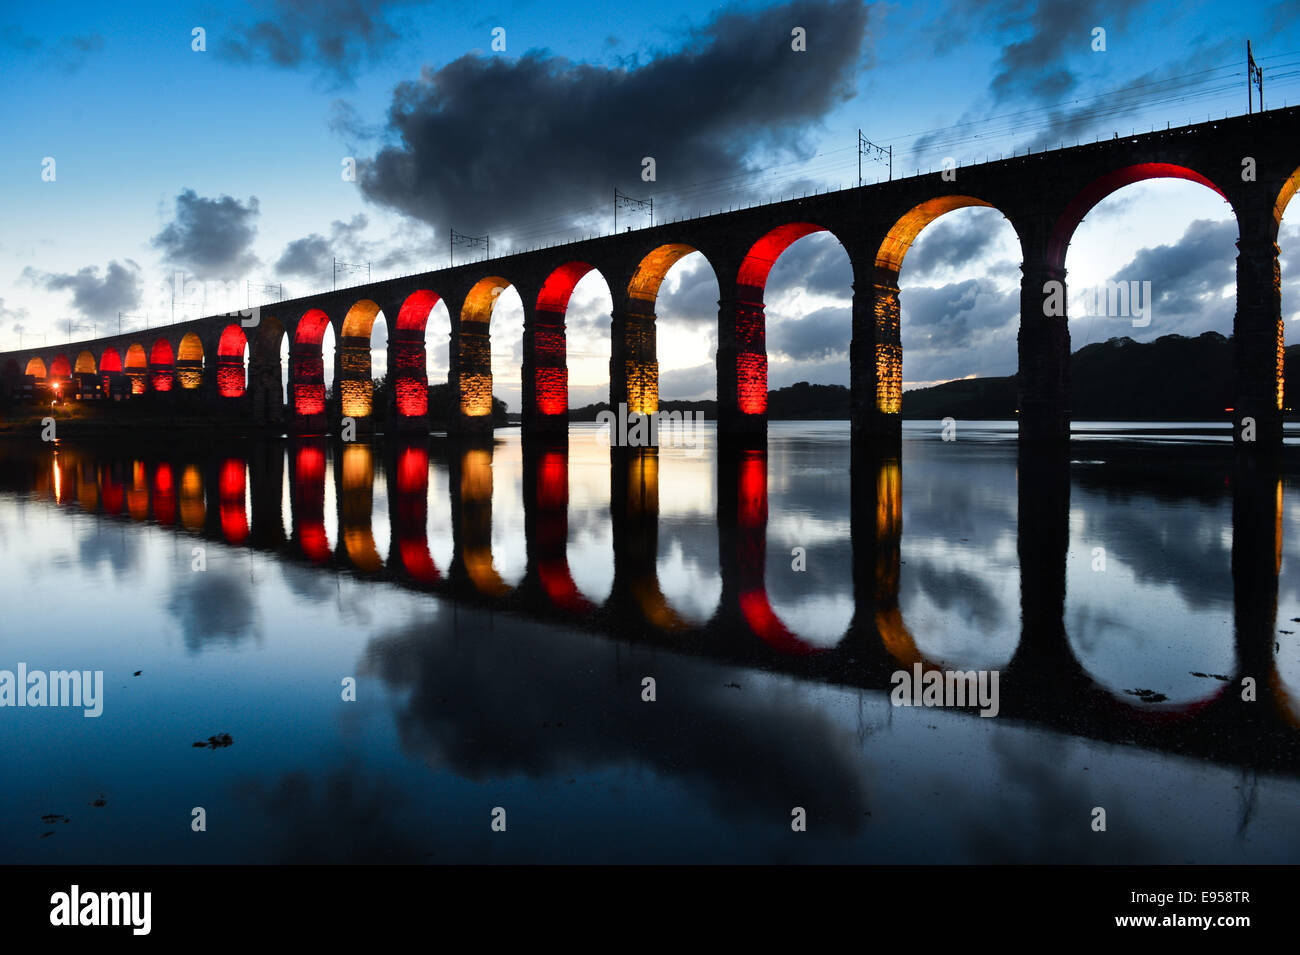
top-left (50, 354), bottom-right (72, 378)
top-left (291, 309), bottom-right (331, 419)
top-left (1049, 163), bottom-right (1230, 271)
top-left (149, 339), bottom-right (175, 392)
top-left (731, 223), bottom-right (837, 415)
top-left (391, 290), bottom-right (443, 418)
top-left (532, 262), bottom-right (601, 418)
top-left (216, 324), bottom-right (248, 397)
top-left (99, 347), bottom-right (122, 373)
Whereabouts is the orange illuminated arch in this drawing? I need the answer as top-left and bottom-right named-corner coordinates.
top-left (339, 300), bottom-right (381, 418)
top-left (1049, 163), bottom-right (1230, 271)
top-left (459, 277), bottom-right (512, 418)
top-left (1276, 166), bottom-right (1300, 226)
top-left (25, 357), bottom-right (46, 378)
top-left (176, 332), bottom-right (204, 389)
top-left (629, 243), bottom-right (699, 305)
top-left (876, 196), bottom-right (996, 273)
top-left (458, 447), bottom-right (511, 596)
top-left (74, 350), bottom-right (96, 374)
top-left (124, 343), bottom-right (148, 394)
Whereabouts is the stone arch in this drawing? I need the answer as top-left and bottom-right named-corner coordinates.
top-left (176, 332), bottom-right (204, 390)
top-left (216, 324), bottom-right (248, 398)
top-left (728, 222), bottom-right (846, 417)
top-left (392, 289), bottom-right (445, 420)
top-left (871, 196), bottom-right (1014, 415)
top-left (1048, 163), bottom-right (1232, 272)
top-left (339, 299), bottom-right (381, 419)
top-left (291, 308), bottom-right (331, 420)
top-left (149, 339), bottom-right (175, 392)
top-left (531, 261), bottom-right (607, 421)
top-left (1275, 165), bottom-right (1300, 227)
top-left (74, 350), bottom-right (96, 374)
top-left (24, 356), bottom-right (46, 378)
top-left (99, 347), bottom-right (122, 373)
top-left (124, 343), bottom-right (148, 394)
top-left (458, 276), bottom-right (512, 419)
top-left (49, 354), bottom-right (72, 379)
top-left (619, 243), bottom-right (717, 415)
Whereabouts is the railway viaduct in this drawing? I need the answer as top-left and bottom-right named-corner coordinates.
top-left (3, 106), bottom-right (1297, 447)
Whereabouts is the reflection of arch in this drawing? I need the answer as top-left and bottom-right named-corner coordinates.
top-left (218, 458), bottom-right (249, 544)
top-left (616, 449), bottom-right (690, 631)
top-left (179, 464), bottom-right (205, 530)
top-left (216, 325), bottom-right (248, 398)
top-left (152, 462), bottom-right (177, 525)
top-left (734, 449), bottom-right (824, 654)
top-left (393, 290), bottom-right (442, 419)
top-left (872, 196), bottom-right (1006, 415)
top-left (24, 357), bottom-right (46, 378)
top-left (339, 300), bottom-right (381, 418)
top-left (392, 444), bottom-right (439, 583)
top-left (127, 460), bottom-right (149, 520)
top-left (621, 244), bottom-right (705, 415)
top-left (531, 447), bottom-right (596, 613)
top-left (124, 343), bottom-right (148, 394)
top-left (291, 309), bottom-right (330, 418)
top-left (290, 440), bottom-right (330, 562)
top-left (1049, 163), bottom-right (1230, 271)
top-left (176, 332), bottom-right (204, 390)
top-left (870, 457), bottom-right (924, 666)
top-left (732, 224), bottom-right (834, 415)
top-left (457, 447), bottom-right (511, 596)
top-left (149, 339), bottom-right (175, 392)
top-left (339, 444), bottom-right (383, 573)
top-left (50, 354), bottom-right (72, 378)
top-left (74, 350), bottom-right (96, 374)
top-left (459, 277), bottom-right (511, 418)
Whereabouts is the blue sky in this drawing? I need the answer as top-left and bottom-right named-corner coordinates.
top-left (2, 0), bottom-right (1298, 408)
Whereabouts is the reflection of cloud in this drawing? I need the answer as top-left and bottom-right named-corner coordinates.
top-left (165, 569), bottom-right (257, 652)
top-left (363, 610), bottom-right (870, 834)
top-left (76, 523), bottom-right (142, 577)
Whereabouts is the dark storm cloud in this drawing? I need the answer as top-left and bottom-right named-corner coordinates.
top-left (223, 0), bottom-right (420, 84)
top-left (1103, 218), bottom-right (1237, 332)
top-left (21, 260), bottom-right (143, 321)
top-left (274, 214), bottom-right (371, 278)
top-left (769, 305), bottom-right (850, 361)
top-left (151, 190), bottom-right (261, 280)
top-left (899, 279), bottom-right (1018, 349)
top-left (357, 0), bottom-right (870, 235)
top-left (986, 0), bottom-right (1131, 104)
top-left (659, 362), bottom-right (716, 401)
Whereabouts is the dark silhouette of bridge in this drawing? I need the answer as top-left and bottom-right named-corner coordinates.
top-left (3, 107), bottom-right (1298, 447)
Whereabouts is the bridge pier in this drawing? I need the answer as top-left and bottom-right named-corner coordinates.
top-left (610, 302), bottom-right (658, 417)
top-left (1017, 241), bottom-right (1072, 444)
top-left (1232, 212), bottom-right (1285, 451)
top-left (288, 343), bottom-right (326, 434)
top-left (716, 294), bottom-right (768, 437)
top-left (849, 269), bottom-right (903, 447)
top-left (450, 313), bottom-right (495, 436)
top-left (336, 334), bottom-right (375, 433)
top-left (521, 304), bottom-right (569, 436)
top-left (389, 324), bottom-right (430, 433)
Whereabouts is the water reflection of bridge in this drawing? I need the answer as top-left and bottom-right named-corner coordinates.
top-left (1, 434), bottom-right (1295, 772)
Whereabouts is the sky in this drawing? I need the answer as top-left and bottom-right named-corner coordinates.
top-left (1, 0), bottom-right (1299, 410)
